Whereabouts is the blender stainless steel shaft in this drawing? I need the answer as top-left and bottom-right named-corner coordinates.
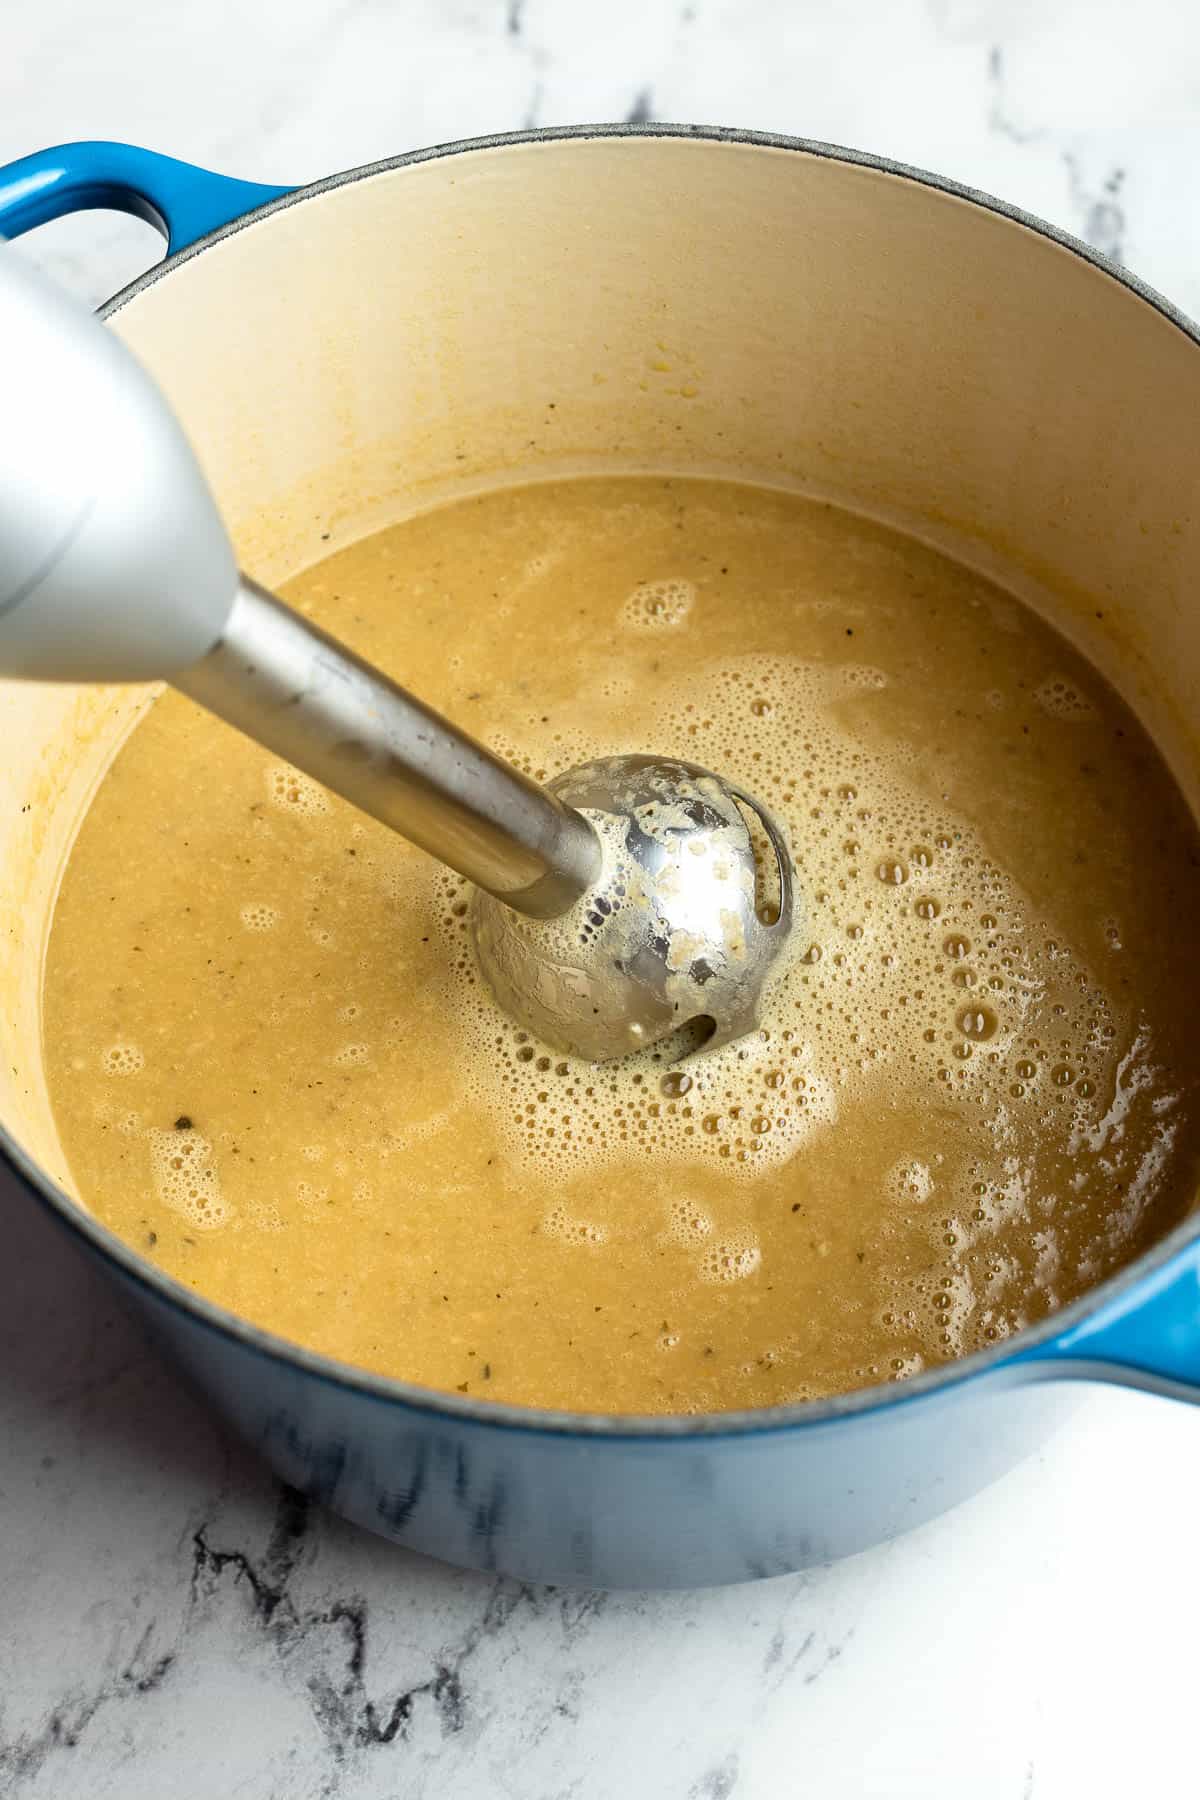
top-left (0, 243), bottom-right (796, 1063)
top-left (0, 244), bottom-right (598, 919)
top-left (177, 577), bottom-right (600, 917)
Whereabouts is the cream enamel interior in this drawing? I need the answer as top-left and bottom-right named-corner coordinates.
top-left (4, 132), bottom-right (1200, 1209)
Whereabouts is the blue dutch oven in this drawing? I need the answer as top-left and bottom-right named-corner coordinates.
top-left (1, 129), bottom-right (1198, 1588)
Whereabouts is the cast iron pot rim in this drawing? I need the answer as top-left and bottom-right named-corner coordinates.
top-left (10, 121), bottom-right (1198, 1443)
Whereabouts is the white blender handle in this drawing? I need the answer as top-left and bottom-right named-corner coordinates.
top-left (0, 243), bottom-right (238, 681)
top-left (0, 244), bottom-right (598, 918)
top-left (0, 244), bottom-right (790, 1055)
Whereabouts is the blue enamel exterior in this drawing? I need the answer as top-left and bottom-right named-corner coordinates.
top-left (0, 140), bottom-right (292, 255)
top-left (1, 134), bottom-right (1198, 1586)
top-left (110, 1240), bottom-right (1079, 1586)
top-left (1024, 1250), bottom-right (1200, 1398)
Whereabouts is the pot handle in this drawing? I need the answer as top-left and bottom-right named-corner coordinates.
top-left (1015, 1241), bottom-right (1200, 1402)
top-left (0, 140), bottom-right (292, 257)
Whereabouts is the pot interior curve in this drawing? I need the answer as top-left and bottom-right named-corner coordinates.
top-left (4, 133), bottom-right (1198, 1339)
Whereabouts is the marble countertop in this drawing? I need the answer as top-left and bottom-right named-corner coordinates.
top-left (4, 2), bottom-right (1200, 1794)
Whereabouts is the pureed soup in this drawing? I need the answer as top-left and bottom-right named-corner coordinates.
top-left (42, 478), bottom-right (1200, 1412)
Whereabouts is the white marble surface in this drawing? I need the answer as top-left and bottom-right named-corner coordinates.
top-left (4, 2), bottom-right (1200, 1794)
